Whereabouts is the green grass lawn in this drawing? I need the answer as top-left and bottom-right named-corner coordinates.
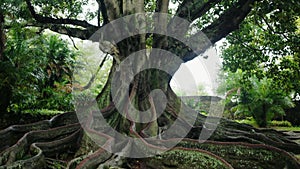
top-left (271, 126), bottom-right (300, 132)
top-left (22, 109), bottom-right (64, 116)
top-left (235, 118), bottom-right (259, 128)
top-left (235, 118), bottom-right (300, 131)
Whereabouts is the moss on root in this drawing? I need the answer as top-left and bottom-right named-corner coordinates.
top-left (178, 140), bottom-right (300, 169)
top-left (1, 112), bottom-right (300, 169)
top-left (143, 148), bottom-right (232, 169)
top-left (98, 148), bottom-right (232, 169)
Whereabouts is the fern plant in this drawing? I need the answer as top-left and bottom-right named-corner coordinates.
top-left (235, 77), bottom-right (294, 127)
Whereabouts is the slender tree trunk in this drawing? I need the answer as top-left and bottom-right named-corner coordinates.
top-left (0, 11), bottom-right (4, 61)
top-left (260, 104), bottom-right (267, 127)
top-left (0, 11), bottom-right (12, 113)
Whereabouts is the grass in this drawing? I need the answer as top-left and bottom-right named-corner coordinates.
top-left (22, 109), bottom-right (64, 116)
top-left (271, 126), bottom-right (300, 132)
top-left (235, 118), bottom-right (259, 128)
top-left (235, 118), bottom-right (300, 131)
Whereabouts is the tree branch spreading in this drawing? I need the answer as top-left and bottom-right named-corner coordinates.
top-left (181, 0), bottom-right (257, 62)
top-left (24, 0), bottom-right (100, 40)
top-left (25, 0), bottom-right (98, 29)
top-left (176, 0), bottom-right (222, 22)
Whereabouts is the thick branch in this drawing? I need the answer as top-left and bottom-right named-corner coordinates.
top-left (152, 0), bottom-right (169, 49)
top-left (78, 54), bottom-right (109, 91)
top-left (181, 0), bottom-right (257, 62)
top-left (103, 0), bottom-right (121, 21)
top-left (47, 24), bottom-right (95, 40)
top-left (155, 0), bottom-right (169, 13)
top-left (202, 0), bottom-right (256, 43)
top-left (4, 22), bottom-right (95, 40)
top-left (25, 0), bottom-right (98, 29)
top-left (176, 0), bottom-right (222, 22)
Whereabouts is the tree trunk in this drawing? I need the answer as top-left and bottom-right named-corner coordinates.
top-left (260, 104), bottom-right (268, 128)
top-left (1, 75), bottom-right (300, 168)
top-left (0, 11), bottom-right (12, 113)
top-left (0, 11), bottom-right (4, 61)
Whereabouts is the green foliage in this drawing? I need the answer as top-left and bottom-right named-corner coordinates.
top-left (2, 27), bottom-right (77, 113)
top-left (232, 76), bottom-right (294, 127)
top-left (196, 83), bottom-right (208, 96)
top-left (236, 117), bottom-right (259, 128)
top-left (219, 2), bottom-right (300, 126)
top-left (217, 69), bottom-right (246, 119)
top-left (1, 0), bottom-right (95, 43)
top-left (73, 41), bottom-right (112, 97)
top-left (22, 109), bottom-right (63, 115)
top-left (178, 140), bottom-right (299, 169)
top-left (184, 98), bottom-right (204, 114)
top-left (148, 149), bottom-right (230, 169)
top-left (217, 69), bottom-right (244, 96)
top-left (221, 0), bottom-right (300, 95)
top-left (173, 83), bottom-right (208, 96)
top-left (219, 69), bottom-right (295, 127)
top-left (269, 120), bottom-right (292, 127)
top-left (36, 85), bottom-right (74, 111)
top-left (272, 126), bottom-right (300, 132)
top-left (145, 0), bottom-right (156, 12)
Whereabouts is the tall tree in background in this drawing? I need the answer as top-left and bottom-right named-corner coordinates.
top-left (221, 0), bottom-right (300, 96)
top-left (220, 0), bottom-right (300, 127)
top-left (1, 0), bottom-right (300, 168)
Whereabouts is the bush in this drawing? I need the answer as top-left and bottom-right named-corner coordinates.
top-left (3, 30), bottom-right (77, 113)
top-left (269, 120), bottom-right (292, 127)
top-left (22, 109), bottom-right (64, 116)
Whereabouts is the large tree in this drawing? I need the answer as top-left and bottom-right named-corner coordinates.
top-left (1, 0), bottom-right (300, 168)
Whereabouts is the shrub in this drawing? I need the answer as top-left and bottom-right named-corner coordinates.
top-left (269, 120), bottom-right (292, 127)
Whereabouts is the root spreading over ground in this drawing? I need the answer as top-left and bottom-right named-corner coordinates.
top-left (1, 111), bottom-right (300, 169)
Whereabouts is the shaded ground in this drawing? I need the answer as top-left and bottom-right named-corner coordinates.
top-left (1, 112), bottom-right (300, 169)
top-left (0, 112), bottom-right (56, 130)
